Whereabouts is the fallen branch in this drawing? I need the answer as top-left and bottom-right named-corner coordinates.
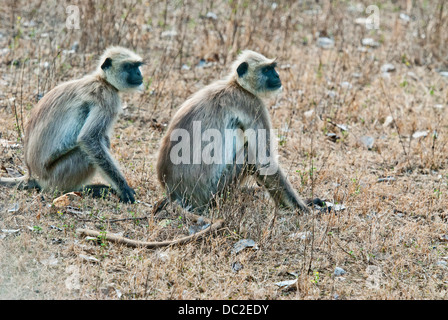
top-left (76, 211), bottom-right (225, 249)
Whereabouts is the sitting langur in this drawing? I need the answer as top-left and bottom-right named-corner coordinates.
top-left (156, 50), bottom-right (309, 213)
top-left (0, 46), bottom-right (144, 203)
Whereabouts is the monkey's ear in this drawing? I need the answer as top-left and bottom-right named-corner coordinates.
top-left (237, 62), bottom-right (248, 77)
top-left (101, 57), bottom-right (112, 70)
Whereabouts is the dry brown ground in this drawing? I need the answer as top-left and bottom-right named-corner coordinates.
top-left (0, 0), bottom-right (448, 300)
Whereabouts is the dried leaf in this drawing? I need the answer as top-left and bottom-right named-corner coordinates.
top-left (231, 239), bottom-right (259, 254)
top-left (377, 176), bottom-right (396, 183)
top-left (288, 231), bottom-right (312, 241)
top-left (41, 256), bottom-right (58, 266)
top-left (79, 254), bottom-right (99, 263)
top-left (7, 203), bottom-right (20, 213)
top-left (412, 130), bottom-right (429, 139)
top-left (1, 229), bottom-right (20, 233)
top-left (53, 192), bottom-right (82, 208)
top-left (275, 279), bottom-right (298, 290)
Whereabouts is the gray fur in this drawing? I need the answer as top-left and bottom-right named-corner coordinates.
top-left (1, 47), bottom-right (143, 203)
top-left (157, 50), bottom-right (309, 214)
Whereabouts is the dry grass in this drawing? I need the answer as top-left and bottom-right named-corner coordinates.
top-left (1, 0), bottom-right (448, 300)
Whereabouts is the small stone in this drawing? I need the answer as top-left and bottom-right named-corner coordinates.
top-left (231, 239), bottom-right (259, 254)
top-left (206, 11), bottom-right (217, 20)
top-left (407, 72), bottom-right (419, 81)
top-left (361, 38), bottom-right (380, 47)
top-left (381, 63), bottom-right (395, 73)
top-left (340, 81), bottom-right (352, 90)
top-left (412, 130), bottom-right (429, 139)
top-left (334, 267), bottom-right (347, 276)
top-left (326, 133), bottom-right (340, 143)
top-left (399, 13), bottom-right (410, 22)
top-left (161, 30), bottom-right (177, 38)
top-left (231, 261), bottom-right (243, 273)
top-left (317, 37), bottom-right (334, 49)
top-left (436, 261), bottom-right (447, 268)
top-left (377, 176), bottom-right (396, 183)
top-left (304, 109), bottom-right (314, 118)
top-left (359, 136), bottom-right (374, 149)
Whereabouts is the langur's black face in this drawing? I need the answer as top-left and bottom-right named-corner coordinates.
top-left (236, 60), bottom-right (281, 93)
top-left (261, 62), bottom-right (281, 90)
top-left (101, 57), bottom-right (144, 90)
top-left (123, 62), bottom-right (143, 86)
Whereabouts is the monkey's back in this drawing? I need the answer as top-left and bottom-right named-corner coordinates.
top-left (24, 75), bottom-right (120, 182)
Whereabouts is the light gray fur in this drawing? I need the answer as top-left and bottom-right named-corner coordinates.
top-left (1, 46), bottom-right (142, 203)
top-left (157, 50), bottom-right (309, 214)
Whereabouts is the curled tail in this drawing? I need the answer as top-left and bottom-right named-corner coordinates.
top-left (0, 175), bottom-right (40, 190)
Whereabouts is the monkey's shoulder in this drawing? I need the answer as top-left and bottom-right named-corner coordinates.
top-left (39, 75), bottom-right (120, 114)
top-left (182, 82), bottom-right (262, 114)
top-left (170, 82), bottom-right (268, 132)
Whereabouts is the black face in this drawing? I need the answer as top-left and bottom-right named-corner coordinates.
top-left (123, 62), bottom-right (143, 86)
top-left (261, 62), bottom-right (281, 90)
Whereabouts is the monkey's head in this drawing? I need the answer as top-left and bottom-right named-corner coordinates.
top-left (231, 50), bottom-right (282, 98)
top-left (98, 46), bottom-right (144, 92)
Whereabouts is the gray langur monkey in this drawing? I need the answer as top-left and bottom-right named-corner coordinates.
top-left (0, 46), bottom-right (144, 203)
top-left (156, 50), bottom-right (310, 214)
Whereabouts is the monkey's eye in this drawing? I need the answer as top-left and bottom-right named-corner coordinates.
top-left (123, 62), bottom-right (142, 71)
top-left (262, 63), bottom-right (277, 74)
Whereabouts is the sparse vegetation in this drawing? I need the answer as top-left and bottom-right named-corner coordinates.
top-left (1, 0), bottom-right (448, 300)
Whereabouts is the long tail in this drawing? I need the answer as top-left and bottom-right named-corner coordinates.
top-left (0, 176), bottom-right (40, 190)
top-left (152, 197), bottom-right (169, 214)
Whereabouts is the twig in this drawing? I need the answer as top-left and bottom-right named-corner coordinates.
top-left (76, 215), bottom-right (225, 249)
top-left (76, 198), bottom-right (225, 248)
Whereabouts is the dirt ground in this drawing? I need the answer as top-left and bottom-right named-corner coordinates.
top-left (1, 0), bottom-right (448, 300)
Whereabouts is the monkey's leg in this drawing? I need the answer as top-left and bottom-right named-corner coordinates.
top-left (78, 137), bottom-right (135, 203)
top-left (41, 148), bottom-right (97, 193)
top-left (255, 166), bottom-right (310, 214)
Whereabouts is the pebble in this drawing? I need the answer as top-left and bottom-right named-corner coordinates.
top-left (381, 63), bottom-right (395, 73)
top-left (317, 37), bottom-right (334, 49)
top-left (436, 261), bottom-right (447, 268)
top-left (334, 267), bottom-right (347, 276)
top-left (161, 30), bottom-right (177, 38)
top-left (361, 38), bottom-right (380, 47)
top-left (206, 12), bottom-right (217, 20)
top-left (359, 136), bottom-right (374, 149)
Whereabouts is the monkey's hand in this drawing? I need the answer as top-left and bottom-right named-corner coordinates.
top-left (119, 185), bottom-right (136, 203)
top-left (294, 198), bottom-right (311, 215)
